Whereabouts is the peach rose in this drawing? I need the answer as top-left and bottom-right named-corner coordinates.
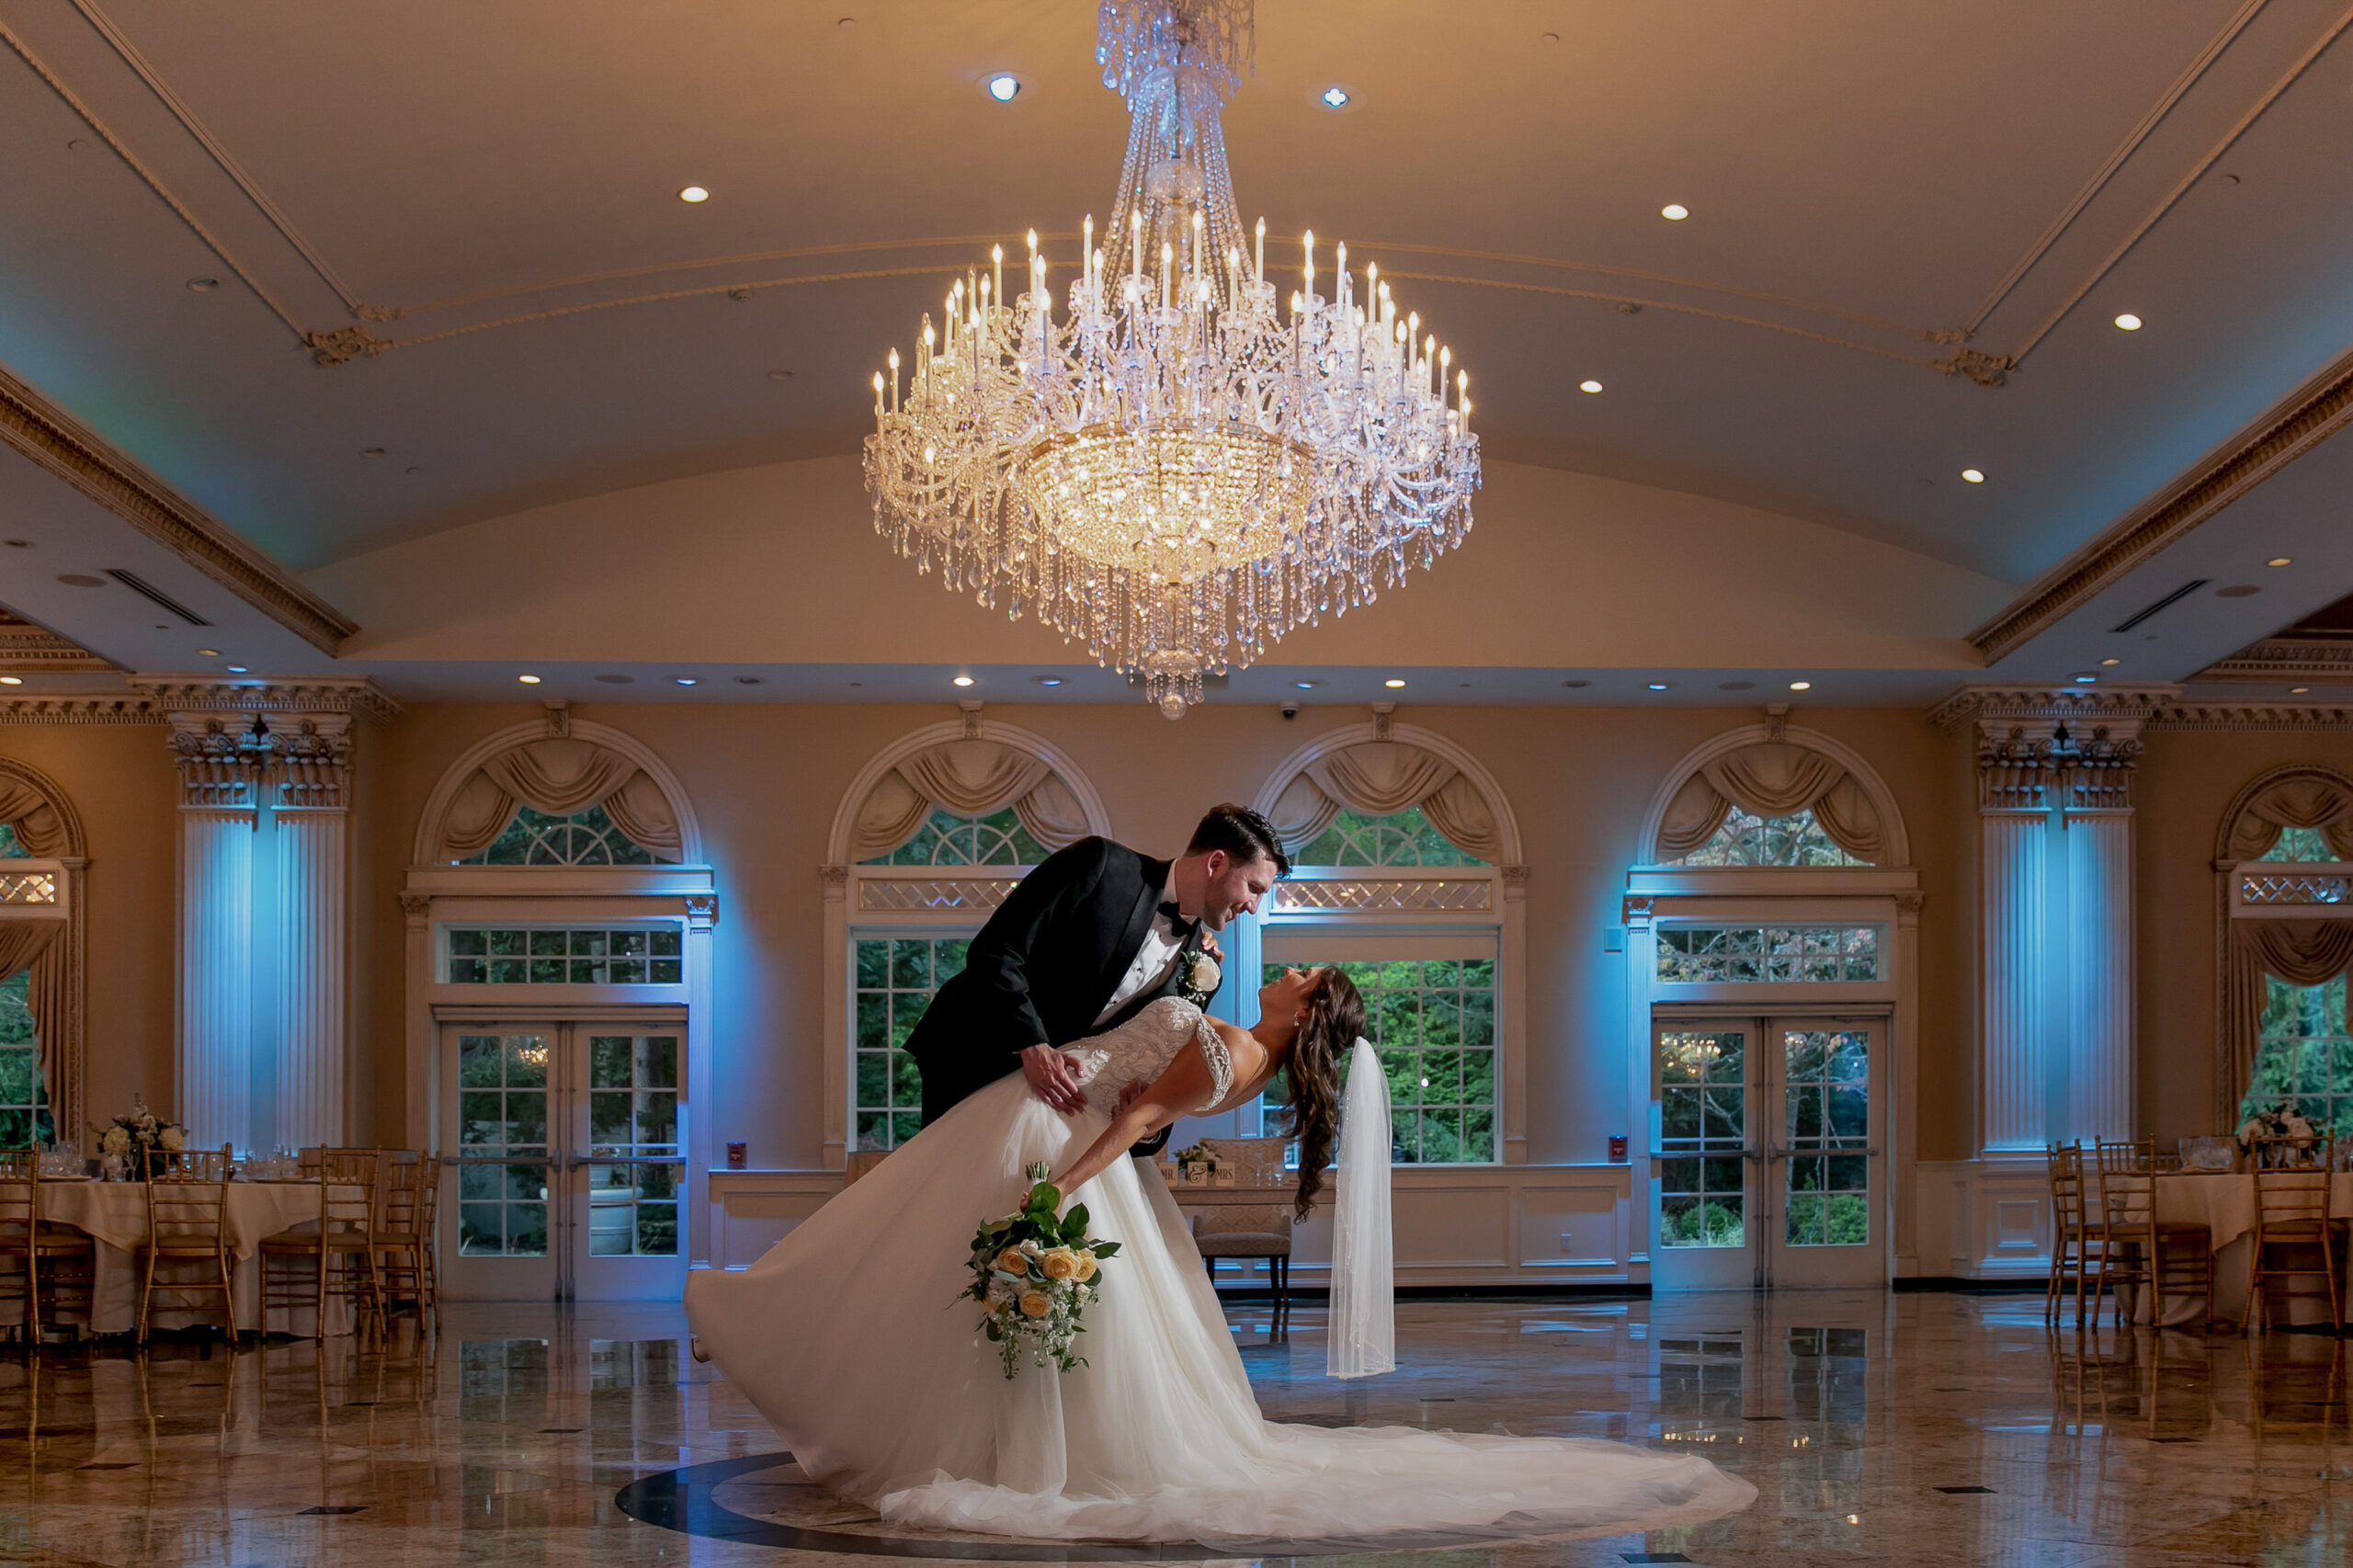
top-left (995, 1247), bottom-right (1030, 1275)
top-left (1074, 1251), bottom-right (1097, 1281)
top-left (1018, 1290), bottom-right (1052, 1318)
top-left (1040, 1248), bottom-right (1080, 1280)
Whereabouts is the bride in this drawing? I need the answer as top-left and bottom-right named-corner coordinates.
top-left (685, 965), bottom-right (1754, 1546)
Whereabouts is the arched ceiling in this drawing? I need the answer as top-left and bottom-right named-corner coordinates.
top-left (4, 0), bottom-right (2353, 703)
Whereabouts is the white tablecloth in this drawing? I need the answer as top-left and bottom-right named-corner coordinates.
top-left (3, 1180), bottom-right (365, 1335)
top-left (2110, 1171), bottom-right (2353, 1327)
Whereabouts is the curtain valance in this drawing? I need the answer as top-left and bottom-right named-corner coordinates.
top-left (1654, 742), bottom-right (1884, 863)
top-left (2225, 773), bottom-right (2353, 861)
top-left (1267, 742), bottom-right (1503, 864)
top-left (438, 737), bottom-right (683, 861)
top-left (0, 777), bottom-right (70, 858)
top-left (851, 740), bottom-right (1092, 863)
top-left (2222, 918), bottom-right (2353, 1119)
top-left (0, 915), bottom-right (65, 1120)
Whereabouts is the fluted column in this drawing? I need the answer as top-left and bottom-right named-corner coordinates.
top-left (1976, 721), bottom-right (2057, 1153)
top-left (2060, 726), bottom-right (2143, 1142)
top-left (273, 716), bottom-right (352, 1148)
top-left (171, 715), bottom-right (265, 1153)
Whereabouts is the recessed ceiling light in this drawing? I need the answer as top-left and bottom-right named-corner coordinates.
top-left (2291, 687), bottom-right (2312, 695)
top-left (54, 574), bottom-right (102, 587)
top-left (361, 447), bottom-right (385, 458)
top-left (517, 675), bottom-right (541, 685)
top-left (837, 16), bottom-right (856, 28)
top-left (594, 674), bottom-right (635, 685)
top-left (197, 648), bottom-right (221, 657)
top-left (678, 186), bottom-right (710, 203)
top-left (952, 675), bottom-right (975, 687)
top-left (674, 676), bottom-right (699, 686)
top-left (2268, 557), bottom-right (2292, 567)
top-left (2113, 313), bottom-right (2143, 331)
top-left (1293, 680), bottom-right (1320, 690)
top-left (986, 74), bottom-right (1021, 102)
top-left (1961, 468), bottom-right (1985, 483)
top-left (187, 277), bottom-right (219, 292)
top-left (1717, 680), bottom-right (1754, 691)
top-left (1032, 676), bottom-right (1063, 687)
top-left (2216, 584), bottom-right (2261, 598)
top-left (2072, 673), bottom-right (2097, 684)
top-left (767, 369), bottom-right (794, 381)
top-left (1579, 380), bottom-right (1604, 394)
top-left (1540, 31), bottom-right (1560, 44)
top-left (1661, 204), bottom-right (1688, 221)
top-left (1789, 681), bottom-right (1812, 691)
top-left (1383, 678), bottom-right (1406, 687)
top-left (223, 665), bottom-right (249, 674)
top-left (2100, 657), bottom-right (2120, 666)
top-left (1319, 85), bottom-right (1351, 108)
top-left (734, 675), bottom-right (764, 685)
top-left (0, 677), bottom-right (19, 687)
top-left (1563, 679), bottom-right (1591, 688)
top-left (1647, 682), bottom-right (1671, 691)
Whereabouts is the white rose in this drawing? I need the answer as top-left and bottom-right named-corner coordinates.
top-left (160, 1127), bottom-right (185, 1152)
top-left (1188, 954), bottom-right (1221, 994)
top-left (101, 1127), bottom-right (131, 1157)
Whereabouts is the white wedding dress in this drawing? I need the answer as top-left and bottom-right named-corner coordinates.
top-left (685, 996), bottom-right (1753, 1546)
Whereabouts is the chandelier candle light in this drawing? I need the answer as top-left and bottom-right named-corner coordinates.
top-left (863, 0), bottom-right (1480, 717)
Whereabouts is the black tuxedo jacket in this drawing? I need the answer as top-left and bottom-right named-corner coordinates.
top-left (906, 835), bottom-right (1199, 1127)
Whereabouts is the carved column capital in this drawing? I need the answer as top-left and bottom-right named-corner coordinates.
top-left (820, 864), bottom-right (851, 900)
top-left (1620, 893), bottom-right (1655, 927)
top-left (2061, 722), bottom-right (2144, 812)
top-left (684, 892), bottom-right (720, 929)
top-left (272, 714), bottom-right (354, 811)
top-left (397, 890), bottom-right (434, 925)
top-left (167, 712), bottom-right (269, 810)
top-left (1974, 719), bottom-right (2060, 812)
top-left (1500, 864), bottom-right (1529, 900)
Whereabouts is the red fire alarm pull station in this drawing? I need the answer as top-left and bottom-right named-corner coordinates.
top-left (1608, 1135), bottom-right (1628, 1164)
top-left (725, 1141), bottom-right (746, 1169)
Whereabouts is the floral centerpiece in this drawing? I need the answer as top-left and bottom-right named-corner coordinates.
top-left (94, 1095), bottom-right (185, 1175)
top-left (962, 1164), bottom-right (1120, 1379)
top-left (2236, 1100), bottom-right (2326, 1167)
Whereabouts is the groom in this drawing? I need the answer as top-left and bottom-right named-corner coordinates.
top-left (906, 802), bottom-right (1289, 1151)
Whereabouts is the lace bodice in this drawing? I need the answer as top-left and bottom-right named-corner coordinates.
top-left (1064, 997), bottom-right (1233, 1116)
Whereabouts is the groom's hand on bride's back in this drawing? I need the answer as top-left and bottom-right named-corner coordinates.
top-left (1020, 1043), bottom-right (1088, 1115)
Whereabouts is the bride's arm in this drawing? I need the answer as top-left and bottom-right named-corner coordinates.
top-left (1048, 1044), bottom-right (1218, 1199)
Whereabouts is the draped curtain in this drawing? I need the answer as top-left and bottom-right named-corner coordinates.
top-left (2222, 919), bottom-right (2353, 1119)
top-left (1266, 741), bottom-right (1504, 864)
top-left (1654, 741), bottom-right (1885, 863)
top-left (850, 740), bottom-right (1093, 862)
top-left (0, 774), bottom-right (70, 1112)
top-left (2225, 774), bottom-right (2353, 860)
top-left (438, 737), bottom-right (684, 860)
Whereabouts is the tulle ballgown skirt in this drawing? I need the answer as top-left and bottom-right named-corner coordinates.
top-left (685, 1074), bottom-right (1755, 1545)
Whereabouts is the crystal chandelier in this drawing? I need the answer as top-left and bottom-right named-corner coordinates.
top-left (863, 0), bottom-right (1480, 718)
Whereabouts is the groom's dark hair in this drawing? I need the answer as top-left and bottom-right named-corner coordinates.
top-left (1186, 802), bottom-right (1290, 877)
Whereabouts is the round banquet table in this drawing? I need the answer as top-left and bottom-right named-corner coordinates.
top-left (1, 1178), bottom-right (366, 1336)
top-left (2108, 1170), bottom-right (2353, 1327)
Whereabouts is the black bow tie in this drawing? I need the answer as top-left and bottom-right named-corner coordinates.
top-left (1156, 900), bottom-right (1195, 930)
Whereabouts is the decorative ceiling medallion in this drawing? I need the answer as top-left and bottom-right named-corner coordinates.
top-left (862, 0), bottom-right (1479, 717)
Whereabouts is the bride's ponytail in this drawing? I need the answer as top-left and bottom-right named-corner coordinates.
top-left (1279, 969), bottom-right (1368, 1218)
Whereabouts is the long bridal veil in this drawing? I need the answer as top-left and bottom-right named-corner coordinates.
top-left (1326, 1036), bottom-right (1394, 1378)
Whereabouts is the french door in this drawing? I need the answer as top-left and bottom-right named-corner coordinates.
top-left (1650, 1016), bottom-right (1887, 1290)
top-left (440, 1021), bottom-right (686, 1301)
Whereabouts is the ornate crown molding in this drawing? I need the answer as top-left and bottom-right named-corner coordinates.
top-left (1929, 684), bottom-right (2181, 732)
top-left (2190, 639), bottom-right (2353, 684)
top-left (0, 695), bottom-right (161, 725)
top-left (0, 363), bottom-right (356, 655)
top-left (0, 610), bottom-right (113, 672)
top-left (2148, 701), bottom-right (2353, 732)
top-left (127, 676), bottom-right (400, 722)
top-left (1967, 340), bottom-right (2353, 665)
top-left (1949, 687), bottom-right (2167, 811)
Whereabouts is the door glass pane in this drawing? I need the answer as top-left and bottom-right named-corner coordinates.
top-left (584, 1034), bottom-right (683, 1257)
top-left (1783, 1028), bottom-right (1869, 1247)
top-left (457, 1033), bottom-right (549, 1257)
top-left (1658, 1030), bottom-right (1745, 1247)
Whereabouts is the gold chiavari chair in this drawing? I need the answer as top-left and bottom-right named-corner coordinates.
top-left (2101, 1170), bottom-right (2215, 1330)
top-left (0, 1149), bottom-right (97, 1344)
top-left (261, 1149), bottom-right (386, 1340)
top-left (1191, 1137), bottom-right (1297, 1332)
top-left (371, 1153), bottom-right (439, 1327)
top-left (138, 1170), bottom-right (235, 1343)
top-left (2046, 1142), bottom-right (2106, 1325)
top-left (2245, 1139), bottom-right (2341, 1333)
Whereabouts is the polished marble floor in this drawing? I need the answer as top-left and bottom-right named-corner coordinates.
top-left (0, 1290), bottom-right (2348, 1568)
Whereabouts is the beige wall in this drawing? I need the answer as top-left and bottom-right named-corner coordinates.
top-left (23, 698), bottom-right (2338, 1176)
top-left (0, 725), bottom-right (177, 1121)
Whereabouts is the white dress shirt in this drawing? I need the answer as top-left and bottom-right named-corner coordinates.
top-left (1094, 870), bottom-right (1191, 1026)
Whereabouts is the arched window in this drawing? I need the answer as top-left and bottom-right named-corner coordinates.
top-left (825, 716), bottom-right (1112, 1161)
top-left (2217, 766), bottom-right (2353, 1130)
top-left (1245, 718), bottom-right (1525, 1166)
top-left (416, 720), bottom-right (693, 866)
top-left (1669, 804), bottom-right (1868, 868)
top-left (459, 803), bottom-right (670, 866)
top-left (1645, 736), bottom-right (1893, 868)
top-left (0, 759), bottom-right (82, 1146)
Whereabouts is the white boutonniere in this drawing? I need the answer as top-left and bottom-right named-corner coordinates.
top-left (1178, 951), bottom-right (1221, 1005)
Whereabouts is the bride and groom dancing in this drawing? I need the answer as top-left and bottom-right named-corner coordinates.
top-left (685, 804), bottom-right (1752, 1546)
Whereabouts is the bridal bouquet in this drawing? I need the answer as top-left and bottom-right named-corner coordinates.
top-left (962, 1164), bottom-right (1120, 1378)
top-left (93, 1095), bottom-right (185, 1172)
